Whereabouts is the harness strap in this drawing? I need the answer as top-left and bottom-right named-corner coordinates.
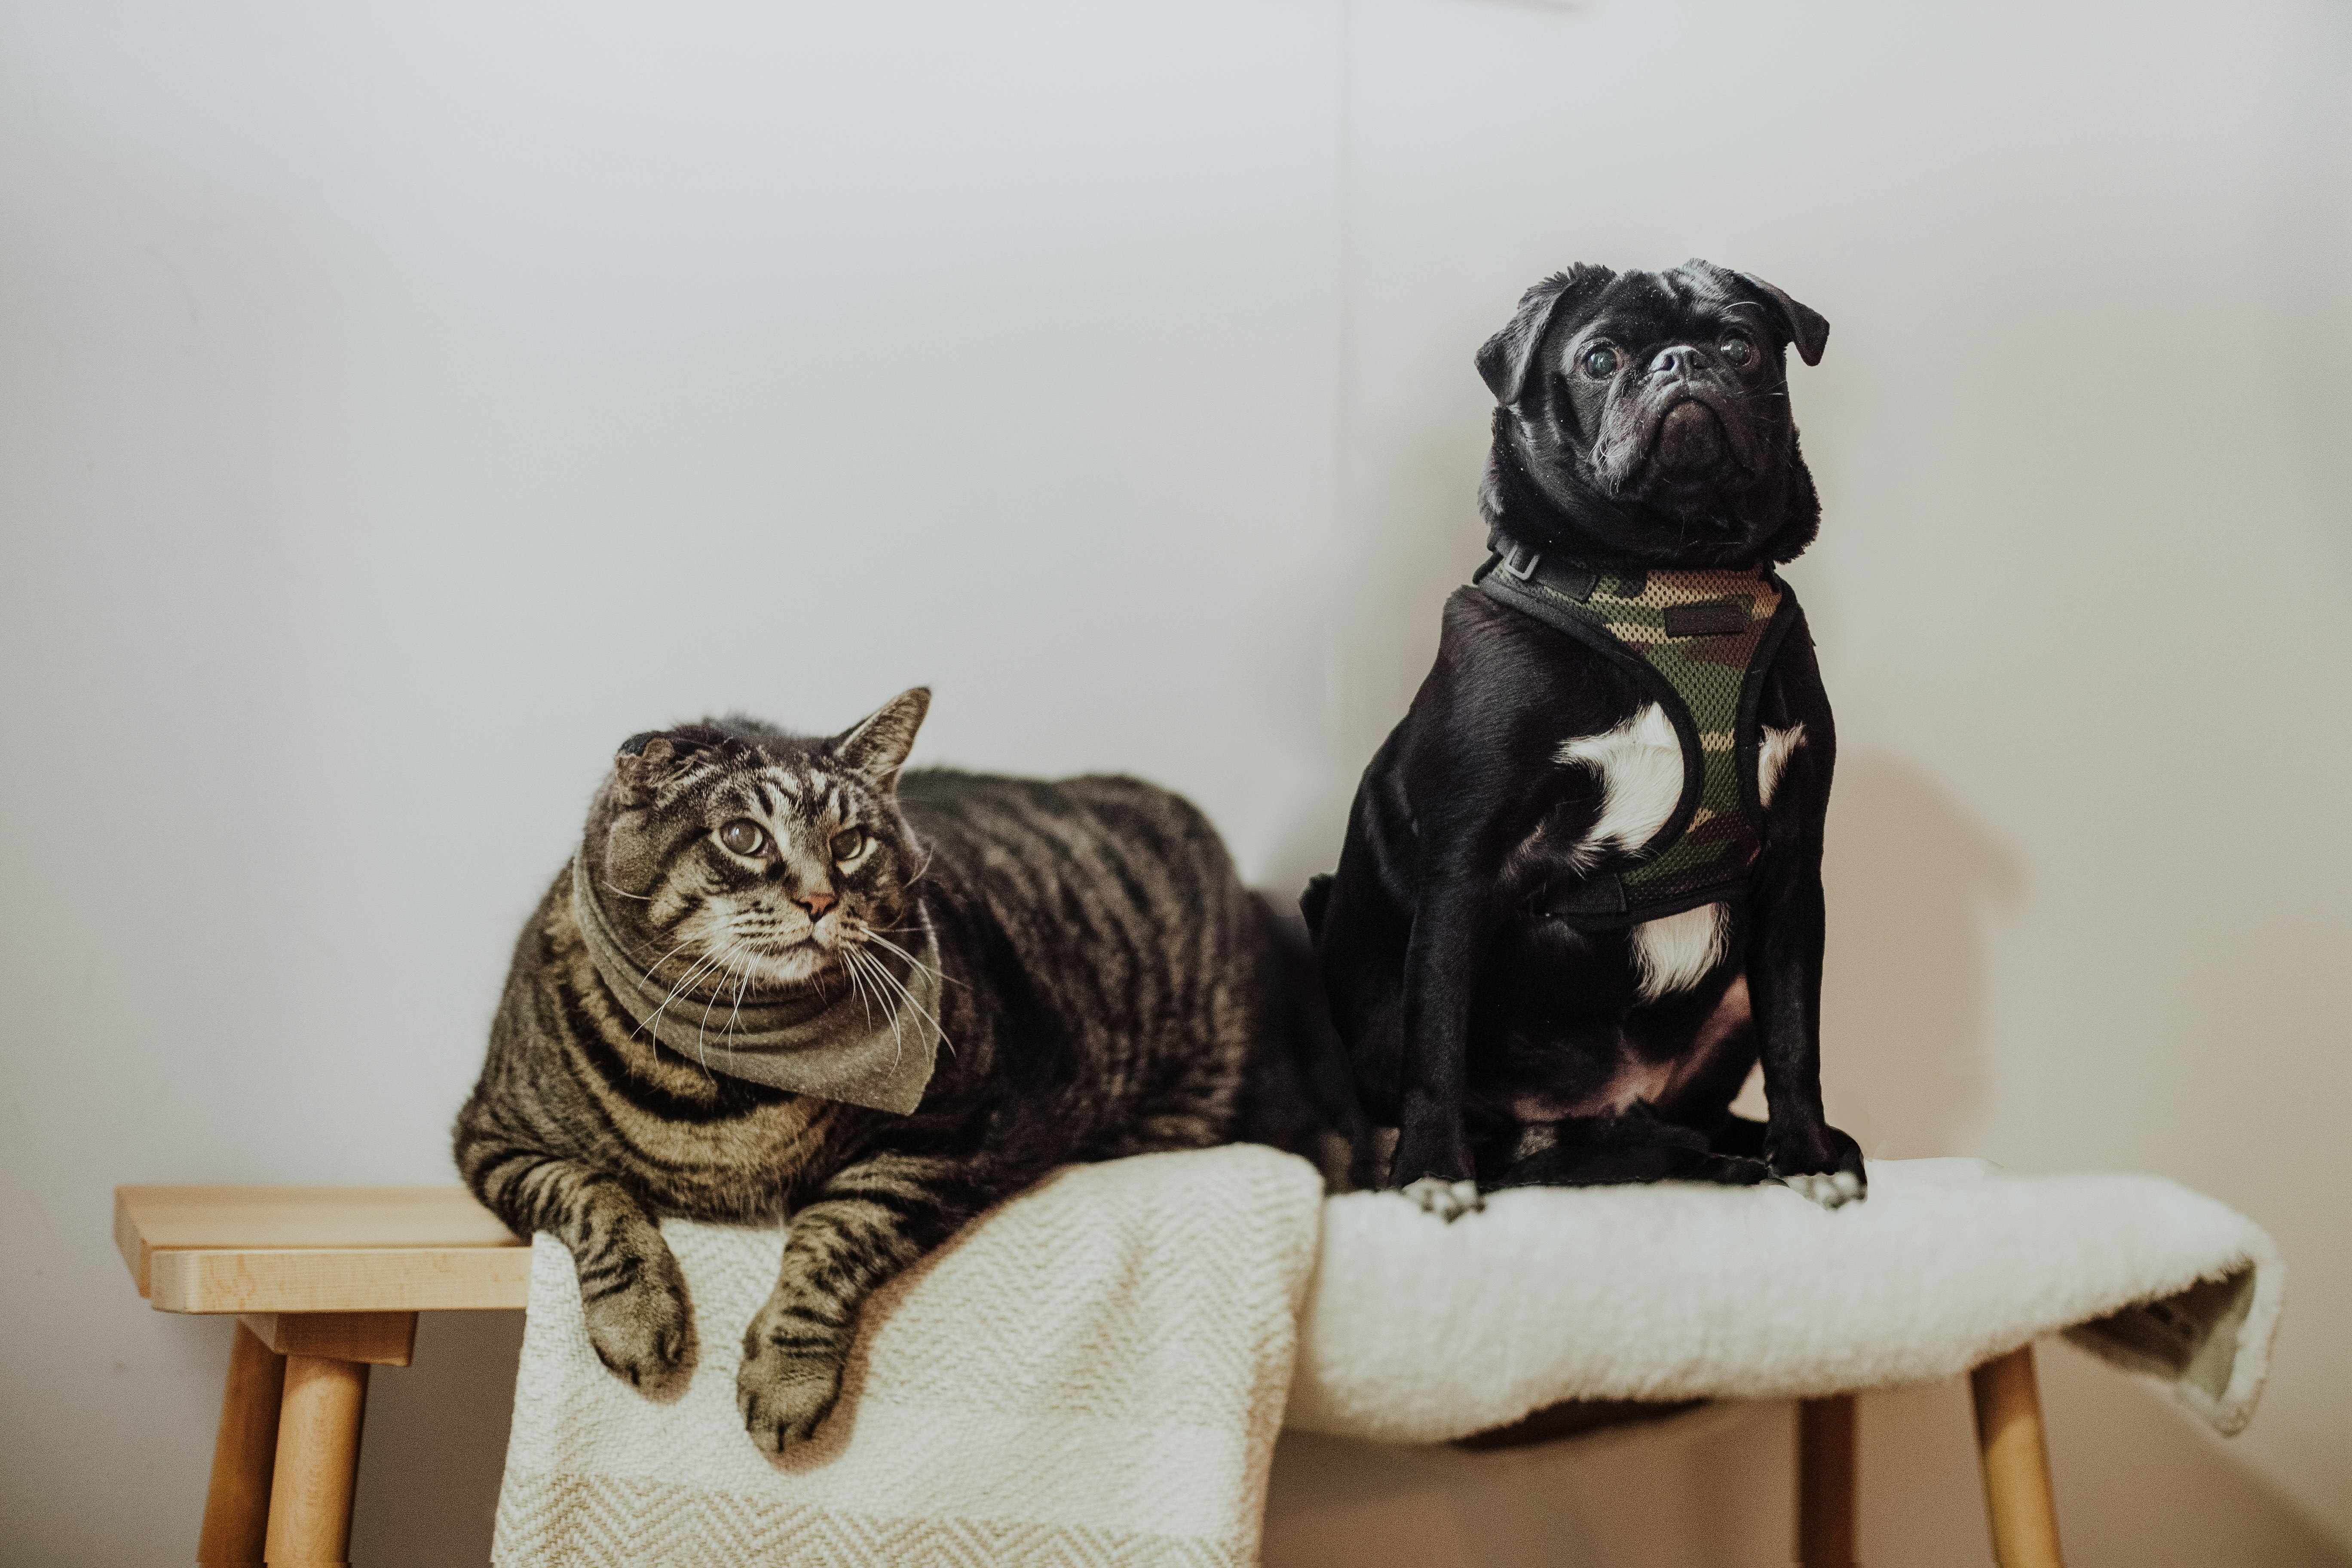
top-left (1474, 530), bottom-right (1802, 927)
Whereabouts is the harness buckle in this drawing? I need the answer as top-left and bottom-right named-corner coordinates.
top-left (1500, 542), bottom-right (1543, 582)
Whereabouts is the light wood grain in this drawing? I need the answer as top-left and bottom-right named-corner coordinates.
top-left (151, 1246), bottom-right (532, 1314)
top-left (265, 1355), bottom-right (370, 1568)
top-left (1971, 1344), bottom-right (2066, 1568)
top-left (1794, 1393), bottom-right (1858, 1568)
top-left (196, 1321), bottom-right (285, 1568)
top-left (115, 1185), bottom-right (518, 1297)
top-left (238, 1312), bottom-right (419, 1368)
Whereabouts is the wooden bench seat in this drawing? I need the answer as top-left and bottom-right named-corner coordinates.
top-left (116, 1185), bottom-right (528, 1567)
top-left (119, 1184), bottom-right (2066, 1568)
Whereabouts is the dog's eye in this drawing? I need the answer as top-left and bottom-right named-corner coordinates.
top-left (1580, 346), bottom-right (1620, 380)
top-left (1720, 334), bottom-right (1755, 366)
top-left (718, 819), bottom-right (766, 856)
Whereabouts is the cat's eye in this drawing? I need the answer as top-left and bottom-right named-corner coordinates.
top-left (718, 819), bottom-right (766, 856)
top-left (1720, 333), bottom-right (1755, 365)
top-left (831, 828), bottom-right (867, 862)
top-left (1580, 346), bottom-right (1620, 380)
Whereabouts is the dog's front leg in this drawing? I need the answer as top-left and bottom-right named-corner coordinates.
top-left (1391, 868), bottom-right (1498, 1218)
top-left (1748, 838), bottom-right (1865, 1208)
top-left (1748, 636), bottom-right (1864, 1209)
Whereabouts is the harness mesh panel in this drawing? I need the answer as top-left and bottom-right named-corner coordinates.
top-left (1560, 568), bottom-right (1782, 908)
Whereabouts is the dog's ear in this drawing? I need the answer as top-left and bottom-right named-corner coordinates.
top-left (1704, 263), bottom-right (1828, 368)
top-left (1477, 264), bottom-right (1616, 406)
top-left (1740, 272), bottom-right (1828, 367)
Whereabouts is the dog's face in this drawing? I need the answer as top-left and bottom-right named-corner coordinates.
top-left (1477, 260), bottom-right (1828, 567)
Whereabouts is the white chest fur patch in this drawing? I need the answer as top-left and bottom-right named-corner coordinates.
top-left (1757, 721), bottom-right (1807, 809)
top-left (1630, 902), bottom-right (1731, 1001)
top-left (1555, 704), bottom-right (1681, 870)
top-left (1558, 710), bottom-right (1808, 1000)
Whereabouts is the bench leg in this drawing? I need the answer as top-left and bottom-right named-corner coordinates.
top-left (1970, 1344), bottom-right (2065, 1568)
top-left (1794, 1393), bottom-right (1858, 1568)
top-left (198, 1320), bottom-right (287, 1567)
top-left (263, 1355), bottom-right (371, 1568)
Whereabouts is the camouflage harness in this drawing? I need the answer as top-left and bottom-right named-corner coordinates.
top-left (1473, 530), bottom-right (1804, 928)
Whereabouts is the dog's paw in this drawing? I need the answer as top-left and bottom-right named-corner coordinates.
top-left (582, 1255), bottom-right (694, 1393)
top-left (1397, 1175), bottom-right (1483, 1221)
top-left (1779, 1169), bottom-right (1864, 1210)
top-left (1767, 1121), bottom-right (1866, 1210)
top-left (736, 1339), bottom-right (845, 1455)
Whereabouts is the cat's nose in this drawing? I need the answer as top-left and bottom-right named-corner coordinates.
top-left (797, 892), bottom-right (835, 919)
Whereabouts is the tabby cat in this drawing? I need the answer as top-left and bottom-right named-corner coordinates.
top-left (455, 688), bottom-right (1354, 1452)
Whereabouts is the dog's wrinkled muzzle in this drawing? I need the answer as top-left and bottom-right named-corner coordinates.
top-left (1651, 398), bottom-right (1730, 477)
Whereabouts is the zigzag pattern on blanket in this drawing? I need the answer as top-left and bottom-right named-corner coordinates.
top-left (494, 1146), bottom-right (1326, 1568)
top-left (494, 1475), bottom-right (1253, 1568)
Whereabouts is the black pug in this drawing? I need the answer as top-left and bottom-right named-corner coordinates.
top-left (1305, 259), bottom-right (1865, 1220)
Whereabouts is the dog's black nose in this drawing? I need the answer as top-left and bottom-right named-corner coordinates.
top-left (1650, 345), bottom-right (1700, 378)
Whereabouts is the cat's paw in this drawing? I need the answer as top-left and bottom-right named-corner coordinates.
top-left (736, 1339), bottom-right (845, 1454)
top-left (581, 1253), bottom-right (694, 1393)
top-left (1397, 1175), bottom-right (1483, 1222)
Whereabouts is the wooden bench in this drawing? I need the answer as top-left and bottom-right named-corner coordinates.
top-left (116, 1185), bottom-right (530, 1567)
top-left (119, 1185), bottom-right (2065, 1568)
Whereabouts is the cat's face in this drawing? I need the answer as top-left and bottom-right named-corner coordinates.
top-left (588, 689), bottom-right (931, 997)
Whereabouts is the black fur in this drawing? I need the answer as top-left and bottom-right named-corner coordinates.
top-left (1310, 260), bottom-right (1865, 1204)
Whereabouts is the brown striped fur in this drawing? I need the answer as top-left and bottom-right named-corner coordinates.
top-left (455, 689), bottom-right (1357, 1452)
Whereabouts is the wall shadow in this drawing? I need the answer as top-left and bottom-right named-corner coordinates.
top-left (346, 1308), bottom-right (524, 1562)
top-left (1264, 1403), bottom-right (1796, 1568)
top-left (2035, 1342), bottom-right (2350, 1566)
top-left (1266, 1352), bottom-right (2348, 1568)
top-left (1817, 753), bottom-right (2018, 1159)
top-left (1854, 1342), bottom-right (2352, 1568)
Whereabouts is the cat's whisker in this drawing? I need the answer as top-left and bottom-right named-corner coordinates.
top-left (861, 930), bottom-right (952, 986)
top-left (860, 949), bottom-right (911, 1066)
top-left (710, 940), bottom-right (757, 1048)
top-left (633, 934), bottom-right (703, 987)
top-left (840, 948), bottom-right (883, 1044)
top-left (641, 946), bottom-right (733, 1044)
top-left (719, 943), bottom-right (758, 1044)
top-left (858, 943), bottom-right (951, 1059)
top-left (682, 945), bottom-right (734, 1053)
top-left (842, 946), bottom-right (878, 1029)
top-left (849, 949), bottom-right (900, 1058)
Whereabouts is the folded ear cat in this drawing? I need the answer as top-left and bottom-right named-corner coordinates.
top-left (1305, 260), bottom-right (1865, 1220)
top-left (457, 689), bottom-right (1355, 1451)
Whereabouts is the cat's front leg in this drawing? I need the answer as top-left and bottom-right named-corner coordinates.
top-left (461, 1138), bottom-right (693, 1392)
top-left (738, 1150), bottom-right (986, 1453)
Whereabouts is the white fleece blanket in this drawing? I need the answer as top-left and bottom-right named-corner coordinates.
top-left (493, 1145), bottom-right (1324, 1568)
top-left (495, 1153), bottom-right (2280, 1566)
top-left (1287, 1157), bottom-right (2282, 1443)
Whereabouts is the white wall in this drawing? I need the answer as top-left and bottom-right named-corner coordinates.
top-left (1, 2), bottom-right (2345, 1562)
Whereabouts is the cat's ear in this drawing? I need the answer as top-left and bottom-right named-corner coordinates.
top-left (612, 731), bottom-right (683, 805)
top-left (833, 688), bottom-right (930, 791)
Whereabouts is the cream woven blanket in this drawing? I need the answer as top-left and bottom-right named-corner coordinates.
top-left (496, 1153), bottom-right (2281, 1566)
top-left (493, 1145), bottom-right (1323, 1568)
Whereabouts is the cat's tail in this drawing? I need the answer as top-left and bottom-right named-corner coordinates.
top-left (1239, 889), bottom-right (1378, 1192)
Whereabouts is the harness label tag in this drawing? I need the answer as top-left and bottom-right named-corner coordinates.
top-left (1662, 600), bottom-right (1752, 637)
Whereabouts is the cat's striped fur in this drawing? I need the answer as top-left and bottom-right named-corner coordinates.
top-left (454, 689), bottom-right (1356, 1451)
